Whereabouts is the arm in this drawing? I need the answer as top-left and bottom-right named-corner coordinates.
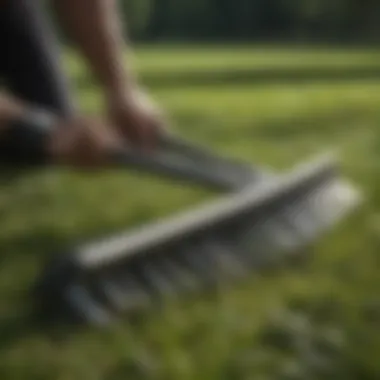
top-left (53, 0), bottom-right (137, 102)
top-left (53, 0), bottom-right (163, 148)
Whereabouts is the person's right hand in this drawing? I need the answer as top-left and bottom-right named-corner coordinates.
top-left (47, 116), bottom-right (123, 169)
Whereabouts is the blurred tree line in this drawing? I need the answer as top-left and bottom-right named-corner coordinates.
top-left (47, 0), bottom-right (380, 44)
top-left (117, 0), bottom-right (380, 43)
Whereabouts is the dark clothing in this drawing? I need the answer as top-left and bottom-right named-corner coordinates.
top-left (0, 0), bottom-right (75, 117)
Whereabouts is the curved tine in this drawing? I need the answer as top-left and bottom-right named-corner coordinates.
top-left (109, 148), bottom-right (238, 191)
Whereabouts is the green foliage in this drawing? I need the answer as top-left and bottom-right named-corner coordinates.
top-left (44, 0), bottom-right (380, 42)
top-left (118, 0), bottom-right (153, 39)
top-left (127, 0), bottom-right (380, 42)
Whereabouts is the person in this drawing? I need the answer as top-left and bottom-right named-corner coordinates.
top-left (0, 0), bottom-right (164, 169)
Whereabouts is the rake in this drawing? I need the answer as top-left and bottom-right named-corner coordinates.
top-left (33, 134), bottom-right (362, 326)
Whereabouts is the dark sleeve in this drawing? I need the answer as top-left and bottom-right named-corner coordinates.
top-left (0, 0), bottom-right (76, 118)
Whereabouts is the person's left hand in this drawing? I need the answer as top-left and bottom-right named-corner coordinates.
top-left (106, 88), bottom-right (166, 151)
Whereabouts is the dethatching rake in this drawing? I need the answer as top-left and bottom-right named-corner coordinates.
top-left (33, 134), bottom-right (362, 326)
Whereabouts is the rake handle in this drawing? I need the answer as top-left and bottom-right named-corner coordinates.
top-left (108, 133), bottom-right (257, 191)
top-left (159, 133), bottom-right (253, 176)
top-left (109, 148), bottom-right (239, 191)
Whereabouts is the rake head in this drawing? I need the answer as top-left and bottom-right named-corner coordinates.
top-left (33, 152), bottom-right (361, 326)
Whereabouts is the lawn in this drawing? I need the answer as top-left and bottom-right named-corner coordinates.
top-left (0, 45), bottom-right (380, 380)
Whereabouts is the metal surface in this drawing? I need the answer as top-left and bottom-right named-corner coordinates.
top-left (75, 153), bottom-right (336, 268)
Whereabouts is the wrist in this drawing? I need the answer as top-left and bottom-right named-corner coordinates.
top-left (46, 121), bottom-right (79, 165)
top-left (104, 75), bottom-right (139, 106)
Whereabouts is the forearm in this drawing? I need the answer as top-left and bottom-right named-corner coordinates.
top-left (0, 0), bottom-right (75, 117)
top-left (54, 0), bottom-right (137, 101)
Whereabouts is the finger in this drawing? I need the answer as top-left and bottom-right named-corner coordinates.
top-left (150, 112), bottom-right (169, 150)
top-left (130, 117), bottom-right (150, 150)
top-left (82, 120), bottom-right (121, 166)
top-left (147, 120), bottom-right (163, 151)
top-left (132, 112), bottom-right (157, 151)
top-left (140, 116), bottom-right (163, 152)
top-left (138, 122), bottom-right (152, 152)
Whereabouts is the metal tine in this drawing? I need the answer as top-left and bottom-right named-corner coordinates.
top-left (178, 238), bottom-right (245, 286)
top-left (92, 275), bottom-right (128, 312)
top-left (203, 238), bottom-right (251, 279)
top-left (91, 264), bottom-right (153, 313)
top-left (256, 195), bottom-right (323, 257)
top-left (273, 189), bottom-right (323, 245)
top-left (248, 225), bottom-right (282, 267)
top-left (260, 178), bottom-right (358, 250)
top-left (310, 179), bottom-right (361, 229)
top-left (236, 216), bottom-right (296, 269)
top-left (98, 238), bottom-right (250, 310)
top-left (297, 183), bottom-right (340, 233)
top-left (280, 178), bottom-right (354, 241)
top-left (137, 257), bottom-right (180, 300)
top-left (257, 219), bottom-right (302, 254)
top-left (114, 275), bottom-right (153, 313)
top-left (134, 241), bottom-right (238, 300)
top-left (248, 203), bottom-right (306, 252)
top-left (267, 181), bottom-right (352, 254)
top-left (135, 223), bottom-right (253, 291)
top-left (146, 249), bottom-right (202, 294)
top-left (174, 240), bottom-right (227, 287)
top-left (124, 255), bottom-right (188, 303)
top-left (307, 183), bottom-right (338, 228)
top-left (236, 178), bottom-right (360, 268)
top-left (64, 282), bottom-right (115, 325)
top-left (74, 153), bottom-right (337, 271)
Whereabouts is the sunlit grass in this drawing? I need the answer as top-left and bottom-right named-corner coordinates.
top-left (0, 46), bottom-right (379, 380)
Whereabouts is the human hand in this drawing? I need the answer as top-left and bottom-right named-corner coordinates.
top-left (106, 88), bottom-right (166, 151)
top-left (48, 115), bottom-right (123, 169)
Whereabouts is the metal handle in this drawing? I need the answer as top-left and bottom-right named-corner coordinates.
top-left (109, 134), bottom-right (261, 191)
top-left (109, 148), bottom-right (241, 191)
top-left (159, 133), bottom-right (254, 177)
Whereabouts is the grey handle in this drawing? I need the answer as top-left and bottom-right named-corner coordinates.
top-left (159, 134), bottom-right (253, 176)
top-left (110, 148), bottom-right (241, 191)
top-left (110, 134), bottom-right (259, 191)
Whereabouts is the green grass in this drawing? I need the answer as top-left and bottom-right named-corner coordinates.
top-left (1, 46), bottom-right (380, 379)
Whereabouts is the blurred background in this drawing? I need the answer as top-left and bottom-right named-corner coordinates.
top-left (55, 0), bottom-right (380, 44)
top-left (1, 1), bottom-right (380, 380)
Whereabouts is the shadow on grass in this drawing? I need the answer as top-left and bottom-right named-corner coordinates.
top-left (0, 310), bottom-right (46, 353)
top-left (0, 307), bottom-right (83, 352)
top-left (0, 231), bottom-right (78, 350)
top-left (0, 228), bottom-right (72, 266)
top-left (76, 66), bottom-right (380, 90)
top-left (0, 170), bottom-right (29, 188)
